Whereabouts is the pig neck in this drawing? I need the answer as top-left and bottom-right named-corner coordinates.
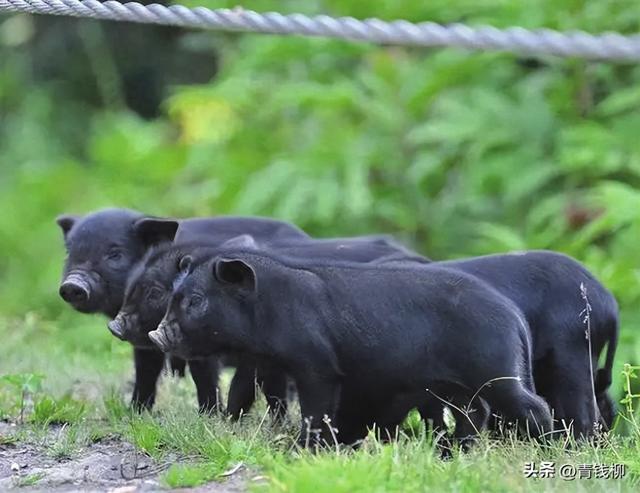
top-left (102, 257), bottom-right (146, 320)
top-left (101, 294), bottom-right (125, 320)
top-left (252, 267), bottom-right (343, 377)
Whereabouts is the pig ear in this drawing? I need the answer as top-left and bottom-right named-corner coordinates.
top-left (56, 214), bottom-right (79, 238)
top-left (133, 218), bottom-right (179, 247)
top-left (178, 255), bottom-right (193, 272)
top-left (221, 234), bottom-right (258, 250)
top-left (213, 258), bottom-right (257, 292)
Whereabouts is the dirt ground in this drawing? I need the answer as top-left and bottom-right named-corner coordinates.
top-left (0, 422), bottom-right (248, 492)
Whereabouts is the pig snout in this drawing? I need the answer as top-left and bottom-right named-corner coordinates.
top-left (148, 329), bottom-right (168, 352)
top-left (108, 316), bottom-right (126, 340)
top-left (59, 275), bottom-right (90, 304)
top-left (149, 320), bottom-right (174, 353)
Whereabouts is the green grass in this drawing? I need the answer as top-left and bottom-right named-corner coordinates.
top-left (162, 462), bottom-right (220, 488)
top-left (31, 393), bottom-right (86, 426)
top-left (13, 472), bottom-right (45, 487)
top-left (258, 433), bottom-right (640, 493)
top-left (1, 313), bottom-right (639, 492)
top-left (44, 423), bottom-right (89, 460)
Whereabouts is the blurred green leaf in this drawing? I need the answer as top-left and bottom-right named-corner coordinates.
top-left (0, 0), bottom-right (639, 381)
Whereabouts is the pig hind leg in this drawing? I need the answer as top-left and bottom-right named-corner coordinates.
top-left (481, 379), bottom-right (552, 440)
top-left (451, 394), bottom-right (490, 449)
top-left (544, 353), bottom-right (599, 439)
top-left (419, 389), bottom-right (489, 456)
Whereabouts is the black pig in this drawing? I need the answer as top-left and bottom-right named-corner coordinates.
top-left (57, 208), bottom-right (193, 410)
top-left (57, 208), bottom-right (308, 411)
top-left (150, 250), bottom-right (552, 446)
top-left (114, 234), bottom-right (427, 419)
top-left (433, 251), bottom-right (619, 437)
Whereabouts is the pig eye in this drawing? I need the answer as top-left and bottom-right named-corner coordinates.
top-left (187, 294), bottom-right (204, 309)
top-left (106, 250), bottom-right (124, 262)
top-left (146, 286), bottom-right (165, 302)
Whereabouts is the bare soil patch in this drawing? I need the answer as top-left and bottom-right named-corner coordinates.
top-left (0, 422), bottom-right (248, 492)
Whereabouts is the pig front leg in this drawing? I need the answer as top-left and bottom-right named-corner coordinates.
top-left (131, 348), bottom-right (165, 411)
top-left (227, 357), bottom-right (257, 420)
top-left (256, 360), bottom-right (288, 422)
top-left (296, 375), bottom-right (341, 448)
top-left (169, 356), bottom-right (187, 377)
top-left (188, 357), bottom-right (221, 413)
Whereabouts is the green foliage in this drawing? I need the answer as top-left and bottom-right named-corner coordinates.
top-left (31, 393), bottom-right (86, 425)
top-left (1, 1), bottom-right (639, 315)
top-left (1, 5), bottom-right (640, 489)
top-left (0, 372), bottom-right (45, 422)
top-left (2, 1), bottom-right (640, 340)
top-left (0, 373), bottom-right (87, 425)
top-left (2, 3), bottom-right (640, 342)
top-left (619, 364), bottom-right (640, 433)
top-left (1, 373), bottom-right (45, 395)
